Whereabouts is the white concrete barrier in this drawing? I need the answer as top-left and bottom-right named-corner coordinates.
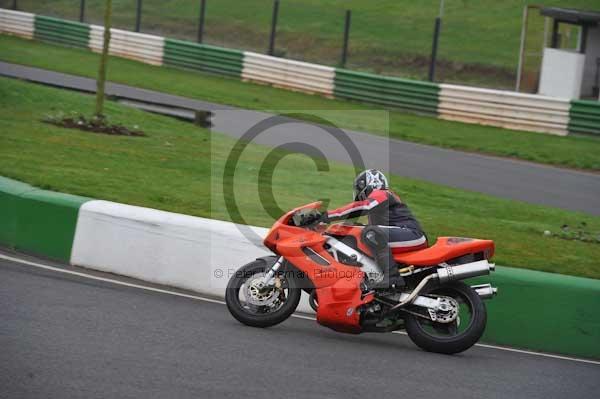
top-left (71, 200), bottom-right (313, 312)
top-left (0, 9), bottom-right (34, 39)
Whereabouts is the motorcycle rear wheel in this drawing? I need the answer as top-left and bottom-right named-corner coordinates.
top-left (226, 257), bottom-right (301, 328)
top-left (404, 281), bottom-right (487, 354)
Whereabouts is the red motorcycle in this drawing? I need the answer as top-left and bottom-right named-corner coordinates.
top-left (226, 202), bottom-right (497, 354)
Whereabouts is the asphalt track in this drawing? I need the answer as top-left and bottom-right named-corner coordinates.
top-left (1, 61), bottom-right (599, 215)
top-left (1, 252), bottom-right (599, 399)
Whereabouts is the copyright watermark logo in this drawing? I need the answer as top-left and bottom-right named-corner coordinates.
top-left (209, 110), bottom-right (390, 288)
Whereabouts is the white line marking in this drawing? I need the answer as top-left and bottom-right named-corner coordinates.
top-left (1, 253), bottom-right (599, 366)
top-left (0, 253), bottom-right (226, 305)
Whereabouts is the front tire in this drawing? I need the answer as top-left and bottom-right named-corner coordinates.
top-left (225, 257), bottom-right (301, 328)
top-left (405, 281), bottom-right (487, 354)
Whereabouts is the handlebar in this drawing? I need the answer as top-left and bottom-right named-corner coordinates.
top-left (291, 208), bottom-right (323, 227)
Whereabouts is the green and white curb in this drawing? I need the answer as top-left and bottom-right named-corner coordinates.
top-left (1, 176), bottom-right (599, 359)
top-left (1, 8), bottom-right (600, 136)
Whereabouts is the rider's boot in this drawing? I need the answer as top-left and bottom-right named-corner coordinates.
top-left (369, 246), bottom-right (405, 290)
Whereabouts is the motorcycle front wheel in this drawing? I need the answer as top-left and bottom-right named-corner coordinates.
top-left (225, 257), bottom-right (301, 328)
top-left (404, 281), bottom-right (487, 354)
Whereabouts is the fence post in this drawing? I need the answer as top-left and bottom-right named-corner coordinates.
top-left (80, 0), bottom-right (86, 23)
top-left (340, 10), bottom-right (352, 67)
top-left (428, 0), bottom-right (444, 82)
top-left (197, 0), bottom-right (206, 43)
top-left (135, 0), bottom-right (143, 32)
top-left (268, 0), bottom-right (280, 56)
top-left (12, 0), bottom-right (17, 10)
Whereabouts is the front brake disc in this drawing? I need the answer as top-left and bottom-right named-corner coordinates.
top-left (244, 272), bottom-right (280, 307)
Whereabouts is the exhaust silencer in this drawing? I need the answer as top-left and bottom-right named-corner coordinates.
top-left (471, 283), bottom-right (498, 299)
top-left (436, 260), bottom-right (494, 283)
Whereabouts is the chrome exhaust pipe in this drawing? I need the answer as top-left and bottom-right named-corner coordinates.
top-left (436, 260), bottom-right (494, 283)
top-left (471, 283), bottom-right (498, 299)
top-left (389, 260), bottom-right (495, 311)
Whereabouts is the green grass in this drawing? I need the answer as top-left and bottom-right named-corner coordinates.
top-left (3, 0), bottom-right (598, 87)
top-left (1, 77), bottom-right (599, 279)
top-left (2, 35), bottom-right (600, 171)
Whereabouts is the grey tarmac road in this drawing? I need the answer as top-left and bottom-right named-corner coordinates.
top-left (1, 253), bottom-right (599, 399)
top-left (1, 61), bottom-right (599, 215)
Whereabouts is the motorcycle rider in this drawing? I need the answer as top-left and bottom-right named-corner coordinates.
top-left (321, 169), bottom-right (427, 289)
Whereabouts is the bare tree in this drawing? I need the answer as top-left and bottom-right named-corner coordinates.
top-left (95, 0), bottom-right (113, 117)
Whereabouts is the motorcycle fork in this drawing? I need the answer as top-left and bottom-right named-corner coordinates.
top-left (263, 256), bottom-right (285, 285)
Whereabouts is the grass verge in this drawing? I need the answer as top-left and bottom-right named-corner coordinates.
top-left (1, 35), bottom-right (600, 171)
top-left (1, 77), bottom-right (599, 279)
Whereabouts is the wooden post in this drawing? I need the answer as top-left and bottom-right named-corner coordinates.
top-left (95, 0), bottom-right (113, 117)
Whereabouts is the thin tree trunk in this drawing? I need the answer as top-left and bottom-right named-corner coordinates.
top-left (95, 0), bottom-right (113, 117)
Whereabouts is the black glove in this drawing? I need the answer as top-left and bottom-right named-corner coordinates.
top-left (318, 212), bottom-right (329, 224)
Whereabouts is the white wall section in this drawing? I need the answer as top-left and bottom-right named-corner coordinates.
top-left (71, 200), bottom-right (313, 312)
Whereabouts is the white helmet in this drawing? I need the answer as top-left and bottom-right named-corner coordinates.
top-left (353, 169), bottom-right (388, 201)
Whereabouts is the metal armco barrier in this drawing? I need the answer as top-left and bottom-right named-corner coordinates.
top-left (89, 26), bottom-right (164, 66)
top-left (163, 38), bottom-right (244, 77)
top-left (334, 68), bottom-right (440, 115)
top-left (0, 8), bottom-right (33, 38)
top-left (569, 100), bottom-right (600, 136)
top-left (242, 52), bottom-right (335, 96)
top-left (34, 15), bottom-right (90, 48)
top-left (1, 8), bottom-right (600, 137)
top-left (438, 84), bottom-right (571, 136)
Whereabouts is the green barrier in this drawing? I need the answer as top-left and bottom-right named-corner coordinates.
top-left (568, 100), bottom-right (600, 136)
top-left (34, 15), bottom-right (90, 49)
top-left (470, 266), bottom-right (600, 359)
top-left (0, 177), bottom-right (36, 247)
top-left (163, 39), bottom-right (243, 77)
top-left (1, 175), bottom-right (599, 357)
top-left (334, 69), bottom-right (440, 115)
top-left (0, 177), bottom-right (90, 262)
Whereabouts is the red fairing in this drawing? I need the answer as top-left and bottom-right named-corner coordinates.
top-left (262, 202), bottom-right (495, 334)
top-left (316, 284), bottom-right (374, 334)
top-left (393, 237), bottom-right (495, 267)
top-left (263, 203), bottom-right (374, 332)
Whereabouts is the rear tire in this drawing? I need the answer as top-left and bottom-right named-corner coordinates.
top-left (405, 281), bottom-right (487, 354)
top-left (225, 257), bottom-right (301, 328)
